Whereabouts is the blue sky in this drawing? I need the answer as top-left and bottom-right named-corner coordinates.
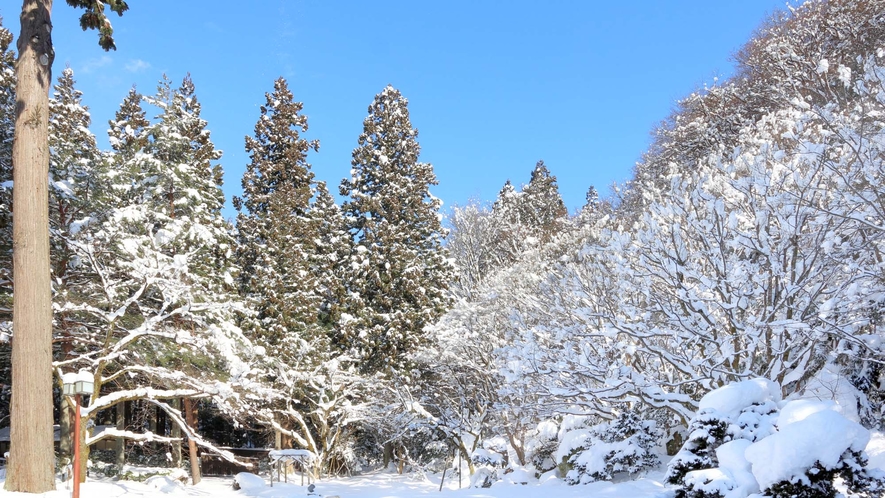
top-left (8, 1), bottom-right (787, 219)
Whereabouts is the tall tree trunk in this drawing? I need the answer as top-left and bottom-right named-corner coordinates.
top-left (115, 402), bottom-right (126, 471)
top-left (170, 399), bottom-right (181, 467)
top-left (58, 397), bottom-right (71, 462)
top-left (6, 0), bottom-right (55, 492)
top-left (183, 398), bottom-right (200, 484)
top-left (77, 414), bottom-right (89, 483)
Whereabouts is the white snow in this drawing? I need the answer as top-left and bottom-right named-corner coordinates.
top-left (697, 378), bottom-right (780, 418)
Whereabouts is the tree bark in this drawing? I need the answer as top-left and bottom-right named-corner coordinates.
top-left (6, 0), bottom-right (55, 493)
top-left (170, 398), bottom-right (181, 467)
top-left (58, 394), bottom-right (71, 462)
top-left (115, 402), bottom-right (126, 471)
top-left (183, 398), bottom-right (200, 484)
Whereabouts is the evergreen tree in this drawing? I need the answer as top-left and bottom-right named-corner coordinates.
top-left (519, 160), bottom-right (568, 238)
top-left (52, 77), bottom-right (255, 479)
top-left (108, 87), bottom-right (151, 157)
top-left (0, 15), bottom-right (15, 334)
top-left (338, 85), bottom-right (453, 373)
top-left (308, 181), bottom-right (349, 328)
top-left (49, 68), bottom-right (99, 283)
top-left (46, 68), bottom-right (100, 464)
top-left (0, 15), bottom-right (15, 431)
top-left (234, 77), bottom-right (323, 364)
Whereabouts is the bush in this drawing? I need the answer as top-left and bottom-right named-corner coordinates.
top-left (559, 412), bottom-right (661, 484)
top-left (763, 450), bottom-right (885, 498)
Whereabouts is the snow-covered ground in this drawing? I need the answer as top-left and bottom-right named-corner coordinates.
top-left (0, 431), bottom-right (882, 498)
top-left (0, 469), bottom-right (671, 498)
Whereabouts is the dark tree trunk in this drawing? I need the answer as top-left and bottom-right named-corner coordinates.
top-left (115, 402), bottom-right (126, 470)
top-left (184, 398), bottom-right (200, 484)
top-left (170, 399), bottom-right (181, 467)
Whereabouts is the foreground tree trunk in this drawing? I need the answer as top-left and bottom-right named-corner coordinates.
top-left (6, 0), bottom-right (55, 493)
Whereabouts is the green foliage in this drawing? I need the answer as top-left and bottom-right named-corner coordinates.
top-left (65, 0), bottom-right (130, 51)
top-left (666, 410), bottom-right (730, 485)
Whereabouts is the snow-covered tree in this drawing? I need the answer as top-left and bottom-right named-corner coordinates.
top-left (519, 160), bottom-right (568, 239)
top-left (445, 201), bottom-right (499, 299)
top-left (233, 79), bottom-right (371, 474)
top-left (53, 76), bottom-right (258, 479)
top-left (234, 77), bottom-right (322, 353)
top-left (338, 85), bottom-right (453, 373)
top-left (0, 15), bottom-right (15, 429)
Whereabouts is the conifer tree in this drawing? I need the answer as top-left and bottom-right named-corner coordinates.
top-left (338, 85), bottom-right (453, 373)
top-left (234, 77), bottom-right (322, 362)
top-left (308, 181), bottom-right (349, 328)
top-left (52, 77), bottom-right (253, 481)
top-left (108, 87), bottom-right (151, 157)
top-left (0, 16), bottom-right (15, 340)
top-left (46, 67), bottom-right (100, 464)
top-left (518, 160), bottom-right (568, 240)
top-left (0, 16), bottom-right (15, 430)
top-left (49, 68), bottom-right (99, 275)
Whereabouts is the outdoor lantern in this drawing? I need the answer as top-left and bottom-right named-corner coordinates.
top-left (62, 370), bottom-right (93, 498)
top-left (62, 370), bottom-right (94, 397)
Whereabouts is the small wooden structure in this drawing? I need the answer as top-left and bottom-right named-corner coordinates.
top-left (268, 449), bottom-right (316, 487)
top-left (201, 447), bottom-right (270, 476)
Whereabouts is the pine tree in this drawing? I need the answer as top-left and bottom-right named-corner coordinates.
top-left (338, 85), bottom-right (453, 373)
top-left (308, 181), bottom-right (349, 328)
top-left (49, 67), bottom-right (99, 280)
top-left (46, 67), bottom-right (100, 465)
top-left (53, 77), bottom-right (254, 480)
top-left (518, 160), bottom-right (568, 240)
top-left (234, 77), bottom-right (323, 364)
top-left (108, 87), bottom-right (151, 157)
top-left (0, 15), bottom-right (16, 434)
top-left (0, 16), bottom-right (15, 330)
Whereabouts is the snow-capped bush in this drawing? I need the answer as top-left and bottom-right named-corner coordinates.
top-left (471, 448), bottom-right (505, 468)
top-left (557, 412), bottom-right (660, 484)
top-left (671, 378), bottom-right (885, 498)
top-left (745, 408), bottom-right (885, 498)
top-left (667, 378), bottom-right (780, 488)
top-left (526, 419), bottom-right (559, 474)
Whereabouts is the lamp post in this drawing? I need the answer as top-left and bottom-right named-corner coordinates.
top-left (62, 371), bottom-right (93, 498)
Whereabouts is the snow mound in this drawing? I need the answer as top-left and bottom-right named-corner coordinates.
top-left (698, 378), bottom-right (780, 418)
top-left (233, 472), bottom-right (266, 491)
top-left (144, 475), bottom-right (185, 493)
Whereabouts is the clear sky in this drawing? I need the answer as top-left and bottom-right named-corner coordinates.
top-left (6, 1), bottom-right (787, 220)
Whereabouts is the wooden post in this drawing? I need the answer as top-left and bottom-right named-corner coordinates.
top-left (72, 395), bottom-right (81, 498)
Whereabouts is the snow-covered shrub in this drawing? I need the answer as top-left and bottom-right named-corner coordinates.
top-left (469, 467), bottom-right (498, 488)
top-left (672, 378), bottom-right (885, 498)
top-left (745, 408), bottom-right (885, 498)
top-left (679, 439), bottom-right (757, 498)
top-left (667, 409), bottom-right (731, 486)
top-left (526, 419), bottom-right (559, 474)
top-left (667, 379), bottom-right (780, 487)
top-left (558, 412), bottom-right (661, 484)
top-left (471, 448), bottom-right (505, 468)
top-left (763, 449), bottom-right (884, 498)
